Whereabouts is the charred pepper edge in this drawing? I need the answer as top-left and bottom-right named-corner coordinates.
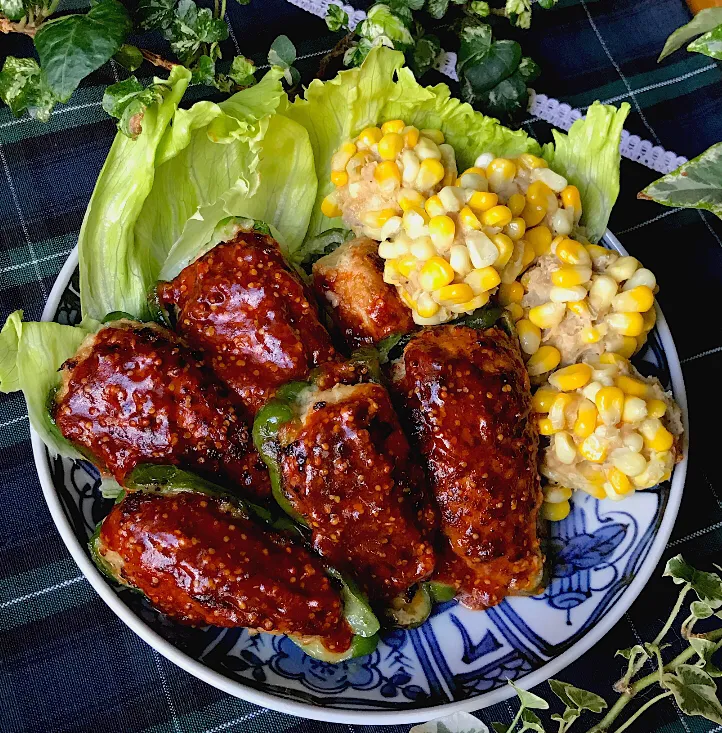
top-left (88, 463), bottom-right (380, 661)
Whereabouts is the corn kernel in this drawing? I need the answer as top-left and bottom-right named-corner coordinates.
top-left (521, 241), bottom-right (536, 271)
top-left (615, 375), bottom-right (649, 398)
top-left (550, 285), bottom-right (588, 303)
top-left (589, 275), bottom-right (618, 313)
top-left (374, 160), bottom-right (402, 188)
top-left (607, 312), bottom-right (644, 337)
top-left (498, 282), bottom-right (524, 306)
top-left (357, 126), bottom-right (383, 148)
top-left (612, 286), bottom-right (655, 313)
top-left (551, 265), bottom-right (592, 289)
top-left (624, 431), bottom-right (644, 452)
top-left (331, 142), bottom-right (357, 172)
top-left (526, 345), bottom-right (562, 376)
top-left (361, 208), bottom-right (397, 229)
top-left (465, 266), bottom-right (501, 294)
top-left (398, 188), bottom-right (425, 211)
top-left (383, 260), bottom-right (401, 285)
top-left (416, 291), bottom-right (439, 318)
top-left (555, 431), bottom-right (578, 464)
top-left (528, 302), bottom-right (566, 330)
top-left (416, 159), bottom-right (446, 190)
top-left (404, 126), bottom-right (420, 148)
top-left (421, 128), bottom-right (445, 144)
top-left (505, 302), bottom-right (524, 322)
top-left (449, 244), bottom-right (473, 276)
top-left (606, 256), bottom-right (639, 283)
top-left (624, 268), bottom-right (656, 292)
top-left (487, 158), bottom-right (517, 190)
top-left (549, 393), bottom-right (574, 430)
top-left (331, 170), bottom-right (348, 187)
top-left (581, 325), bottom-right (603, 344)
top-left (415, 137), bottom-right (442, 161)
top-left (533, 167), bottom-right (568, 193)
top-left (410, 236), bottom-right (436, 261)
top-left (555, 238), bottom-right (591, 267)
top-left (459, 206), bottom-right (481, 231)
top-left (599, 352), bottom-right (629, 368)
top-left (580, 434), bottom-right (607, 463)
top-left (468, 191), bottom-right (498, 213)
top-left (533, 388), bottom-right (559, 413)
top-left (434, 283), bottom-right (475, 306)
top-left (517, 153), bottom-right (548, 170)
top-left (606, 467), bottom-right (633, 495)
top-left (646, 399), bottom-right (667, 419)
top-left (617, 336), bottom-right (637, 359)
top-left (396, 254), bottom-right (418, 278)
top-left (639, 418), bottom-right (674, 451)
top-left (425, 195), bottom-right (446, 218)
top-left (561, 185), bottom-right (582, 219)
top-left (399, 287), bottom-right (416, 310)
top-left (517, 319), bottom-right (541, 355)
top-left (542, 499), bottom-right (571, 522)
top-left (565, 300), bottom-right (591, 320)
top-left (585, 243), bottom-right (612, 265)
top-left (403, 207), bottom-right (430, 238)
top-left (522, 203), bottom-right (546, 227)
top-left (429, 215), bottom-right (455, 250)
top-left (450, 293), bottom-right (490, 314)
top-left (526, 225), bottom-right (553, 257)
top-left (419, 256), bottom-right (455, 291)
top-left (321, 194), bottom-right (342, 218)
top-left (527, 180), bottom-right (554, 206)
top-left (574, 399), bottom-right (597, 439)
top-left (506, 192), bottom-right (525, 218)
top-left (538, 417), bottom-right (557, 435)
top-left (545, 484), bottom-right (573, 503)
top-left (438, 186), bottom-right (465, 212)
top-left (550, 363), bottom-right (593, 392)
top-left (622, 395), bottom-right (648, 423)
top-left (595, 386), bottom-right (624, 426)
top-left (491, 233), bottom-right (514, 268)
top-left (482, 205), bottom-right (513, 228)
top-left (381, 119), bottom-right (405, 135)
top-left (457, 172), bottom-right (487, 191)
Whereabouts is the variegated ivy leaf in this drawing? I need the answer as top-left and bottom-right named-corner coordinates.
top-left (658, 8), bottom-right (722, 61)
top-left (688, 24), bottom-right (722, 60)
top-left (661, 555), bottom-right (722, 605)
top-left (663, 664), bottom-right (722, 723)
top-left (689, 638), bottom-right (722, 678)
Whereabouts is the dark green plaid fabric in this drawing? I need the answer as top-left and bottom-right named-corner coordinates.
top-left (2, 1), bottom-right (722, 731)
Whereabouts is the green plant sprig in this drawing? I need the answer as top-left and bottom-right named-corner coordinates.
top-left (488, 555), bottom-right (722, 733)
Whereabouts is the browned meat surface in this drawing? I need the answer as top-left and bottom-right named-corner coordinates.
top-left (277, 381), bottom-right (436, 604)
top-left (393, 325), bottom-right (543, 608)
top-left (96, 491), bottom-right (353, 651)
top-left (156, 231), bottom-right (337, 416)
top-left (312, 237), bottom-right (415, 348)
top-left (53, 321), bottom-right (270, 500)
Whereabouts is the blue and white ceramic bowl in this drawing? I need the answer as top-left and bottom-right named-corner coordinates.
top-left (32, 232), bottom-right (688, 725)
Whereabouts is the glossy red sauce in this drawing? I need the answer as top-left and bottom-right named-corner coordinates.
top-left (99, 491), bottom-right (353, 649)
top-left (53, 322), bottom-right (270, 500)
top-left (279, 382), bottom-right (436, 604)
top-left (156, 231), bottom-right (337, 416)
top-left (393, 325), bottom-right (543, 609)
top-left (312, 237), bottom-right (415, 348)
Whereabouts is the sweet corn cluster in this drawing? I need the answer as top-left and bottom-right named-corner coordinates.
top-left (534, 355), bottom-right (682, 521)
top-left (323, 121), bottom-right (583, 325)
top-left (518, 241), bottom-right (658, 376)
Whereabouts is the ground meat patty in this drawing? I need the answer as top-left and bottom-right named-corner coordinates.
top-left (156, 231), bottom-right (337, 416)
top-left (312, 237), bottom-right (415, 348)
top-left (96, 491), bottom-right (353, 651)
top-left (277, 381), bottom-right (436, 604)
top-left (392, 325), bottom-right (543, 608)
top-left (53, 321), bottom-right (270, 500)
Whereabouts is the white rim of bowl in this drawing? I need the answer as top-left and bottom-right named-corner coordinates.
top-left (32, 234), bottom-right (688, 725)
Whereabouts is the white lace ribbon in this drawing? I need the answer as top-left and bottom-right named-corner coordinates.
top-left (284, 0), bottom-right (686, 174)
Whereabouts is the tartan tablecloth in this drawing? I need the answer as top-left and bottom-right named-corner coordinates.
top-left (2, 1), bottom-right (722, 731)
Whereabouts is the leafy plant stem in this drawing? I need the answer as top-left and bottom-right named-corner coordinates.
top-left (509, 704), bottom-right (524, 731)
top-left (608, 691), bottom-right (674, 733)
top-left (653, 585), bottom-right (690, 646)
top-left (588, 628), bottom-right (722, 733)
top-left (0, 16), bottom-right (37, 36)
top-left (221, 0), bottom-right (227, 21)
top-left (140, 48), bottom-right (177, 70)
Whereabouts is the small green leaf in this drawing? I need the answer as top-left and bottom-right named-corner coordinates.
top-left (426, 0), bottom-right (449, 19)
top-left (358, 5), bottom-right (413, 49)
top-left (690, 638), bottom-right (722, 678)
top-left (344, 38), bottom-right (374, 67)
top-left (466, 69), bottom-right (527, 120)
top-left (325, 3), bottom-right (350, 31)
top-left (664, 664), bottom-right (722, 723)
top-left (0, 0), bottom-right (25, 21)
top-left (228, 55), bottom-right (256, 87)
top-left (491, 724), bottom-right (510, 733)
top-left (519, 708), bottom-right (545, 732)
top-left (658, 8), bottom-right (722, 61)
top-left (548, 680), bottom-right (607, 713)
top-left (234, 0), bottom-right (250, 4)
top-left (663, 555), bottom-right (722, 606)
top-left (692, 601), bottom-right (714, 619)
top-left (518, 56), bottom-right (540, 84)
top-left (551, 710), bottom-right (580, 726)
top-left (468, 1), bottom-right (489, 17)
top-left (166, 0), bottom-right (229, 66)
top-left (269, 34), bottom-right (297, 67)
top-left (616, 644), bottom-right (647, 661)
top-left (457, 20), bottom-right (493, 74)
top-left (191, 54), bottom-right (216, 86)
top-left (0, 56), bottom-right (57, 122)
top-left (137, 0), bottom-right (176, 31)
top-left (506, 0), bottom-right (531, 29)
top-left (688, 24), bottom-right (722, 60)
top-left (102, 76), bottom-right (167, 137)
top-left (114, 44), bottom-right (143, 71)
top-left (538, 0), bottom-right (557, 8)
top-left (463, 39), bottom-right (522, 95)
top-left (34, 0), bottom-right (132, 102)
top-left (510, 680), bottom-right (549, 710)
top-left (410, 34), bottom-right (441, 77)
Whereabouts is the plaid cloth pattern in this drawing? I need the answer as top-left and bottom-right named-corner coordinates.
top-left (2, 0), bottom-right (722, 731)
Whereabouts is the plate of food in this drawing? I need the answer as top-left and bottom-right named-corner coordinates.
top-left (0, 47), bottom-right (687, 725)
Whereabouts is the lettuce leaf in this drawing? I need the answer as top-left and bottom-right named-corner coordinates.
top-left (542, 101), bottom-right (630, 243)
top-left (0, 311), bottom-right (101, 458)
top-left (283, 46), bottom-right (540, 244)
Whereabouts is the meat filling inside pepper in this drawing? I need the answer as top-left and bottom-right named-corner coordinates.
top-left (392, 325), bottom-right (544, 609)
top-left (156, 230), bottom-right (337, 416)
top-left (53, 321), bottom-right (270, 500)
